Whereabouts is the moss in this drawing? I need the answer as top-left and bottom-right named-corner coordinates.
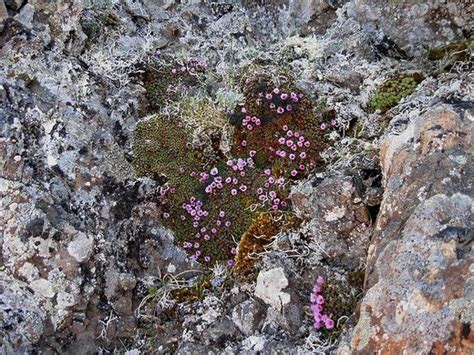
top-left (428, 39), bottom-right (473, 62)
top-left (133, 70), bottom-right (327, 267)
top-left (98, 13), bottom-right (119, 28)
top-left (317, 276), bottom-right (363, 338)
top-left (170, 276), bottom-right (212, 303)
top-left (142, 65), bottom-right (177, 112)
top-left (369, 73), bottom-right (423, 113)
top-left (234, 212), bottom-right (302, 276)
top-left (232, 74), bottom-right (327, 179)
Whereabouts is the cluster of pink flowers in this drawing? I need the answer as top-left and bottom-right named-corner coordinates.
top-left (257, 88), bottom-right (304, 114)
top-left (241, 114), bottom-right (262, 131)
top-left (255, 169), bottom-right (288, 210)
top-left (310, 276), bottom-right (334, 330)
top-left (275, 126), bottom-right (314, 177)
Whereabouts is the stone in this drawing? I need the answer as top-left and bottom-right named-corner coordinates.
top-left (67, 232), bottom-right (93, 262)
top-left (291, 175), bottom-right (372, 270)
top-left (342, 104), bottom-right (473, 353)
top-left (231, 299), bottom-right (266, 336)
top-left (254, 267), bottom-right (291, 311)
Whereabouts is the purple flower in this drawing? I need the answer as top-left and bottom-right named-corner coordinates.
top-left (277, 107), bottom-right (285, 114)
top-left (325, 318), bottom-right (334, 330)
top-left (316, 276), bottom-right (325, 285)
top-left (316, 295), bottom-right (325, 305)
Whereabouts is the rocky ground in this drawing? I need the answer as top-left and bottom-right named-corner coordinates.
top-left (0, 0), bottom-right (472, 354)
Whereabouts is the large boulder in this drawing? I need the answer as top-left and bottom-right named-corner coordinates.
top-left (340, 104), bottom-right (473, 353)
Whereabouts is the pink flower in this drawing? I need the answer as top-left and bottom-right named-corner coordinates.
top-left (289, 154), bottom-right (296, 160)
top-left (299, 164), bottom-right (305, 170)
top-left (249, 150), bottom-right (256, 157)
top-left (225, 221), bottom-right (232, 227)
top-left (265, 93), bottom-right (273, 100)
top-left (257, 188), bottom-right (263, 194)
top-left (320, 123), bottom-right (327, 130)
top-left (269, 103), bottom-right (276, 109)
top-left (331, 119), bottom-right (337, 127)
top-left (313, 321), bottom-right (322, 330)
top-left (225, 177), bottom-right (232, 184)
top-left (264, 169), bottom-right (271, 176)
top-left (325, 318), bottom-right (334, 330)
top-left (280, 93), bottom-right (288, 100)
top-left (231, 247), bottom-right (237, 255)
top-left (290, 92), bottom-right (297, 99)
top-left (194, 242), bottom-right (200, 249)
top-left (304, 141), bottom-right (310, 147)
top-left (286, 140), bottom-right (293, 147)
top-left (269, 191), bottom-right (277, 199)
top-left (241, 107), bottom-right (247, 113)
top-left (286, 104), bottom-right (292, 111)
top-left (316, 295), bottom-right (325, 305)
top-left (219, 210), bottom-right (225, 218)
top-left (317, 276), bottom-right (325, 285)
top-left (163, 212), bottom-right (170, 219)
top-left (255, 118), bottom-right (261, 126)
top-left (290, 170), bottom-right (298, 177)
top-left (300, 152), bottom-right (307, 159)
top-left (204, 256), bottom-right (211, 262)
top-left (273, 88), bottom-right (280, 94)
top-left (310, 293), bottom-right (318, 303)
top-left (227, 259), bottom-right (234, 267)
top-left (210, 167), bottom-right (218, 176)
top-left (239, 185), bottom-right (247, 192)
top-left (242, 140), bottom-right (247, 147)
top-left (247, 124), bottom-right (253, 130)
top-left (211, 228), bottom-right (217, 234)
top-left (282, 125), bottom-right (288, 131)
top-left (231, 189), bottom-right (237, 196)
top-left (226, 159), bottom-right (233, 166)
top-left (286, 130), bottom-right (293, 137)
top-left (204, 234), bottom-right (211, 240)
top-left (278, 137), bottom-right (286, 144)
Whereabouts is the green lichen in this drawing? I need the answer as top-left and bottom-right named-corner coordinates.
top-left (369, 73), bottom-right (423, 113)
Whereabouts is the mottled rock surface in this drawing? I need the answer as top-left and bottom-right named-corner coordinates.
top-left (339, 105), bottom-right (473, 353)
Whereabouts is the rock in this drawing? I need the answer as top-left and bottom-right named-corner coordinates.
top-left (347, 0), bottom-right (472, 57)
top-left (231, 299), bottom-right (266, 336)
top-left (291, 175), bottom-right (372, 270)
top-left (254, 267), bottom-right (291, 311)
top-left (67, 232), bottom-right (93, 262)
top-left (0, 275), bottom-right (45, 353)
top-left (342, 104), bottom-right (473, 353)
top-left (0, 0), bottom-right (7, 31)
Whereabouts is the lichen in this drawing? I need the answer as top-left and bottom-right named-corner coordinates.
top-left (369, 73), bottom-right (424, 113)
